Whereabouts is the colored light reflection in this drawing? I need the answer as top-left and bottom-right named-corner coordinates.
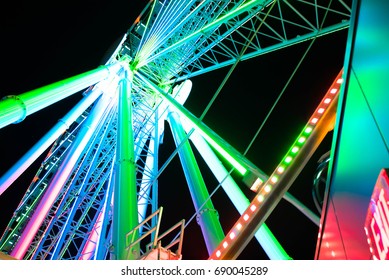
top-left (364, 169), bottom-right (389, 260)
top-left (200, 135), bottom-right (247, 175)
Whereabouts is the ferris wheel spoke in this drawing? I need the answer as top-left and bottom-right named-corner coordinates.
top-left (181, 118), bottom-right (290, 259)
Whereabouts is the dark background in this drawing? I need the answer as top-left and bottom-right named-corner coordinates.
top-left (0, 0), bottom-right (349, 259)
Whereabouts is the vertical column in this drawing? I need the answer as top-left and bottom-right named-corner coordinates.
top-left (112, 68), bottom-right (139, 260)
top-left (167, 110), bottom-right (224, 255)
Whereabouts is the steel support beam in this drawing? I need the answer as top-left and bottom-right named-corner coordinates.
top-left (139, 0), bottom-right (272, 67)
top-left (136, 71), bottom-right (268, 182)
top-left (182, 119), bottom-right (291, 259)
top-left (0, 76), bottom-right (121, 196)
top-left (112, 68), bottom-right (139, 260)
top-left (0, 63), bottom-right (121, 129)
top-left (167, 110), bottom-right (225, 255)
top-left (10, 90), bottom-right (115, 259)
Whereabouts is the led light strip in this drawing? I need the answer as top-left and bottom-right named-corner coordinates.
top-left (209, 70), bottom-right (344, 260)
top-left (250, 73), bottom-right (343, 192)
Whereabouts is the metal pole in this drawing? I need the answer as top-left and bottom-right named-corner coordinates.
top-left (182, 119), bottom-right (291, 259)
top-left (137, 138), bottom-right (156, 229)
top-left (0, 75), bottom-right (120, 196)
top-left (283, 191), bottom-right (320, 226)
top-left (94, 159), bottom-right (116, 260)
top-left (139, 0), bottom-right (273, 68)
top-left (112, 68), bottom-right (139, 260)
top-left (0, 63), bottom-right (121, 129)
top-left (136, 71), bottom-right (268, 181)
top-left (167, 110), bottom-right (225, 255)
top-left (79, 210), bottom-right (104, 260)
top-left (10, 89), bottom-right (116, 260)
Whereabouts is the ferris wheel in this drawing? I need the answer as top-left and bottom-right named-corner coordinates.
top-left (0, 0), bottom-right (352, 260)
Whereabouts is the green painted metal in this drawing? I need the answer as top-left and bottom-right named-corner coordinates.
top-left (112, 68), bottom-right (140, 260)
top-left (167, 110), bottom-right (225, 255)
top-left (0, 63), bottom-right (121, 129)
top-left (136, 71), bottom-right (268, 181)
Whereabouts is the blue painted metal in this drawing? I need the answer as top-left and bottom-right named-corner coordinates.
top-left (0, 75), bottom-right (120, 196)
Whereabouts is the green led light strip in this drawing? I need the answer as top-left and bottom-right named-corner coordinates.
top-left (209, 69), bottom-right (344, 259)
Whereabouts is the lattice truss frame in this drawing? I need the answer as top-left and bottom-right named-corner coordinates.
top-left (126, 0), bottom-right (351, 85)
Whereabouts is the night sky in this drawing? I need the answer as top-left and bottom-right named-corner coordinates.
top-left (0, 1), bottom-right (349, 260)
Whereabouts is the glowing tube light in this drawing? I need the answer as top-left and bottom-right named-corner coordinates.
top-left (199, 134), bottom-right (247, 175)
top-left (182, 120), bottom-right (290, 260)
top-left (250, 177), bottom-right (264, 192)
top-left (11, 92), bottom-right (115, 260)
top-left (209, 69), bottom-right (344, 260)
top-left (135, 71), bottom-right (270, 178)
top-left (0, 63), bottom-right (122, 130)
top-left (0, 76), bottom-right (120, 196)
